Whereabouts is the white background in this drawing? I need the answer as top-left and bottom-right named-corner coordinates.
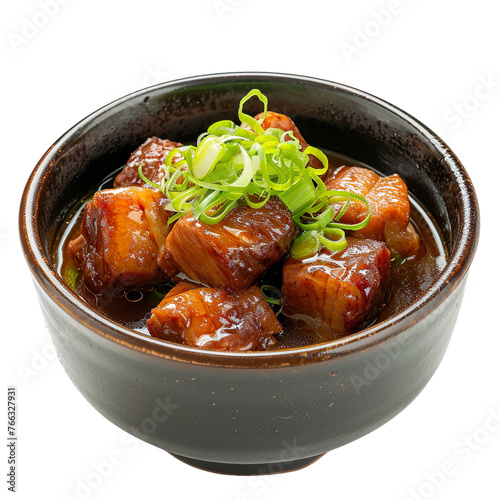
top-left (2, 1), bottom-right (499, 499)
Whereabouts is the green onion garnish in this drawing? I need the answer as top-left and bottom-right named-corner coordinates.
top-left (290, 227), bottom-right (348, 260)
top-left (260, 285), bottom-right (282, 306)
top-left (140, 89), bottom-right (371, 258)
top-left (64, 265), bottom-right (80, 292)
top-left (391, 254), bottom-right (407, 266)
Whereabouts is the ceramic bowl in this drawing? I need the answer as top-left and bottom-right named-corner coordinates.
top-left (20, 73), bottom-right (479, 475)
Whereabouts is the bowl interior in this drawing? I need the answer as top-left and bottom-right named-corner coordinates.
top-left (24, 73), bottom-right (479, 359)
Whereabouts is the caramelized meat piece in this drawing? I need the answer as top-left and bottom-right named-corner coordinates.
top-left (281, 237), bottom-right (391, 335)
top-left (158, 198), bottom-right (295, 292)
top-left (325, 166), bottom-right (421, 257)
top-left (113, 137), bottom-right (183, 188)
top-left (254, 111), bottom-right (323, 170)
top-left (81, 187), bottom-right (173, 293)
top-left (147, 283), bottom-right (282, 351)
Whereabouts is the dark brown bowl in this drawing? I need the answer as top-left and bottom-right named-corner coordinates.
top-left (19, 73), bottom-right (479, 475)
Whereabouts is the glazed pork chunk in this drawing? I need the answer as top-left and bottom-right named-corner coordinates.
top-left (147, 282), bottom-right (282, 351)
top-left (80, 187), bottom-right (173, 293)
top-left (325, 166), bottom-right (421, 257)
top-left (113, 137), bottom-right (183, 188)
top-left (158, 199), bottom-right (295, 292)
top-left (281, 236), bottom-right (391, 335)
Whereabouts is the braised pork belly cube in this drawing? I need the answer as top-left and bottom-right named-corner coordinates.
top-left (113, 137), bottom-right (183, 188)
top-left (80, 187), bottom-right (173, 293)
top-left (147, 282), bottom-right (282, 351)
top-left (281, 236), bottom-right (391, 335)
top-left (324, 166), bottom-right (421, 257)
top-left (158, 199), bottom-right (295, 292)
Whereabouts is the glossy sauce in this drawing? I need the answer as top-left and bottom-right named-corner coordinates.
top-left (53, 152), bottom-right (447, 349)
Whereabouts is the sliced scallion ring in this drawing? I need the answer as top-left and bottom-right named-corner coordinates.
top-left (260, 285), bottom-right (282, 306)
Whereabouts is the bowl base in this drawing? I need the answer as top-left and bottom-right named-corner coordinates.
top-left (170, 453), bottom-right (325, 475)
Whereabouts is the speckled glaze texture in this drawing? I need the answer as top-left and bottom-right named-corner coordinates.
top-left (20, 73), bottom-right (479, 475)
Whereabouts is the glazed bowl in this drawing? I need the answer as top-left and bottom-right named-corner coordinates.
top-left (20, 73), bottom-right (479, 475)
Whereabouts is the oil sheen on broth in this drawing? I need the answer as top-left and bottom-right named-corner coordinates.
top-left (53, 152), bottom-right (447, 349)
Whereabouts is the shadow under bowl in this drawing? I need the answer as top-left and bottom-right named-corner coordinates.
top-left (19, 73), bottom-right (479, 475)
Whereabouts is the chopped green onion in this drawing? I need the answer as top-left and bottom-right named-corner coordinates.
top-left (260, 285), bottom-right (282, 306)
top-left (391, 253), bottom-right (406, 266)
top-left (324, 190), bottom-right (372, 230)
top-left (193, 138), bottom-right (226, 179)
top-left (303, 146), bottom-right (329, 176)
top-left (199, 198), bottom-right (239, 224)
top-left (138, 164), bottom-right (162, 190)
top-left (64, 265), bottom-right (80, 291)
top-left (294, 205), bottom-right (336, 231)
top-left (278, 177), bottom-right (316, 215)
top-left (291, 227), bottom-right (348, 260)
top-left (318, 228), bottom-right (347, 253)
top-left (238, 89), bottom-right (268, 135)
top-left (138, 89), bottom-right (372, 257)
top-left (244, 192), bottom-right (270, 209)
top-left (151, 286), bottom-right (170, 300)
top-left (290, 231), bottom-right (321, 260)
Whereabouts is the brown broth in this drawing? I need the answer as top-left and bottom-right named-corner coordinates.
top-left (52, 152), bottom-right (447, 349)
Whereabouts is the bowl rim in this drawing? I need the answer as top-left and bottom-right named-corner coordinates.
top-left (19, 71), bottom-right (480, 367)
